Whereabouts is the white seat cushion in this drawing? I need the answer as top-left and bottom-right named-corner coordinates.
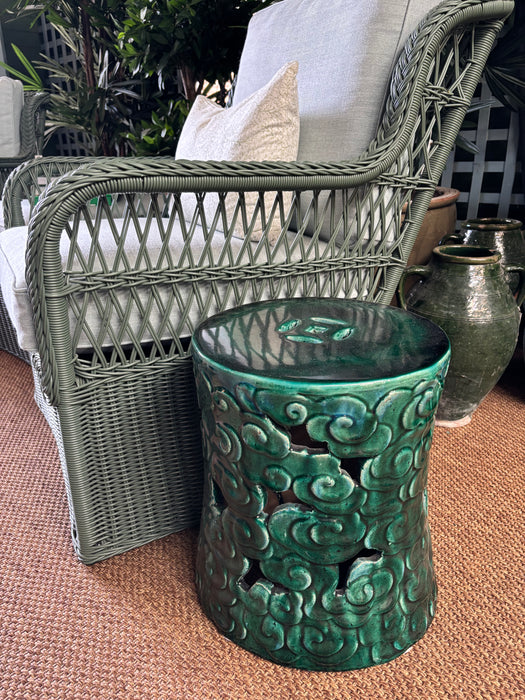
top-left (233, 0), bottom-right (441, 163)
top-left (175, 61), bottom-right (300, 244)
top-left (0, 218), bottom-right (325, 353)
top-left (0, 77), bottom-right (24, 158)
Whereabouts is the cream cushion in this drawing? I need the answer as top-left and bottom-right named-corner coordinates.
top-left (233, 0), bottom-right (443, 163)
top-left (0, 77), bottom-right (24, 158)
top-left (175, 61), bottom-right (299, 244)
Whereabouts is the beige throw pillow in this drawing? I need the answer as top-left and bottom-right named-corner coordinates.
top-left (175, 61), bottom-right (299, 243)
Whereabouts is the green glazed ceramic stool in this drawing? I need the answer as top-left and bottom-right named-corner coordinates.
top-left (191, 298), bottom-right (450, 670)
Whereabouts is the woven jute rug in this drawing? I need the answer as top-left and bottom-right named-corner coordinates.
top-left (1, 349), bottom-right (524, 699)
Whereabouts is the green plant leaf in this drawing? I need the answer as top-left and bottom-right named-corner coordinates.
top-left (12, 45), bottom-right (44, 87)
top-left (0, 44), bottom-right (45, 90)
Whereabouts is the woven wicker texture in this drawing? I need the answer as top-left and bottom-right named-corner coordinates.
top-left (1, 347), bottom-right (524, 699)
top-left (0, 0), bottom-right (514, 563)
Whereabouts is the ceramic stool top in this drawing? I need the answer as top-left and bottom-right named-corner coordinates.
top-left (191, 298), bottom-right (450, 671)
top-left (192, 297), bottom-right (450, 384)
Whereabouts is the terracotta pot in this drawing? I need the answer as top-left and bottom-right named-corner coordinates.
top-left (399, 245), bottom-right (525, 427)
top-left (406, 187), bottom-right (460, 267)
top-left (393, 187), bottom-right (460, 306)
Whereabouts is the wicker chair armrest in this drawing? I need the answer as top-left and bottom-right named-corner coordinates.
top-left (19, 92), bottom-right (50, 159)
top-left (28, 155), bottom-right (415, 207)
top-left (2, 156), bottom-right (98, 227)
top-left (25, 155), bottom-right (402, 401)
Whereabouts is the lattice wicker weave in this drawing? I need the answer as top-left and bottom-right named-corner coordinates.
top-left (1, 0), bottom-right (513, 563)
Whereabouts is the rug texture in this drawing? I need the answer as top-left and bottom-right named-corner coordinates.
top-left (0, 349), bottom-right (524, 699)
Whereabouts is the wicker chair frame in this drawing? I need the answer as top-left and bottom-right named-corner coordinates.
top-left (0, 91), bottom-right (49, 191)
top-left (1, 0), bottom-right (513, 563)
top-left (0, 90), bottom-right (49, 363)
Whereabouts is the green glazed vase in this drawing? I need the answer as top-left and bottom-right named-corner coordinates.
top-left (441, 218), bottom-right (525, 297)
top-left (399, 245), bottom-right (525, 426)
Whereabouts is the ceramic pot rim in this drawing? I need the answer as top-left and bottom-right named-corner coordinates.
top-left (433, 244), bottom-right (501, 264)
top-left (401, 187), bottom-right (459, 214)
top-left (461, 217), bottom-right (522, 231)
top-left (427, 187), bottom-right (460, 210)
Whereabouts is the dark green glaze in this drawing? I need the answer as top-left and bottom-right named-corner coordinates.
top-left (191, 299), bottom-right (450, 670)
top-left (442, 218), bottom-right (525, 295)
top-left (400, 245), bottom-right (525, 424)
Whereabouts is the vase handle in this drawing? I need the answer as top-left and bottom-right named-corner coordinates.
top-left (398, 265), bottom-right (431, 310)
top-left (504, 264), bottom-right (525, 307)
top-left (438, 232), bottom-right (463, 246)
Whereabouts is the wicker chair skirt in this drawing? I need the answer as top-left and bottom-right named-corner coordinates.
top-left (31, 354), bottom-right (203, 564)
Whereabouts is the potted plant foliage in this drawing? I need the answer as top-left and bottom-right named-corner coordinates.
top-left (1, 0), bottom-right (158, 155)
top-left (1, 0), bottom-right (272, 156)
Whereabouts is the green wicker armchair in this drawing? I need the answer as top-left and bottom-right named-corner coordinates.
top-left (0, 0), bottom-right (513, 563)
top-left (0, 90), bottom-right (49, 191)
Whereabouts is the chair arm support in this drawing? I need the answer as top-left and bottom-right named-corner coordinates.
top-left (2, 156), bottom-right (98, 227)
